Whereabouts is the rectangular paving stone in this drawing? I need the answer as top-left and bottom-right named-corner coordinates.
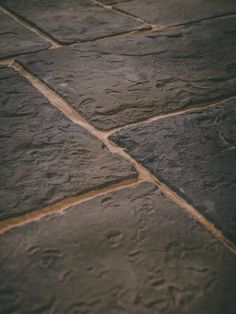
top-left (0, 182), bottom-right (235, 314)
top-left (0, 0), bottom-right (146, 44)
top-left (18, 17), bottom-right (236, 130)
top-left (110, 100), bottom-right (236, 243)
top-left (0, 66), bottom-right (136, 220)
top-left (0, 11), bottom-right (49, 58)
top-left (107, 0), bottom-right (236, 26)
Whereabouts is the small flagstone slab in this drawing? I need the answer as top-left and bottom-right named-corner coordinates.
top-left (0, 66), bottom-right (136, 220)
top-left (110, 100), bottom-right (236, 242)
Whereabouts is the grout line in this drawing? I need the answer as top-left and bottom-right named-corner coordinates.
top-left (76, 27), bottom-right (152, 44)
top-left (107, 138), bottom-right (236, 255)
top-left (92, 0), bottom-right (236, 30)
top-left (12, 60), bottom-right (149, 180)
top-left (0, 177), bottom-right (140, 235)
top-left (1, 3), bottom-right (235, 65)
top-left (11, 60), bottom-right (119, 149)
top-left (0, 48), bottom-right (50, 64)
top-left (156, 12), bottom-right (236, 29)
top-left (92, 0), bottom-right (151, 27)
top-left (0, 2), bottom-right (235, 59)
top-left (0, 26), bottom-right (153, 64)
top-left (0, 57), bottom-right (14, 66)
top-left (105, 95), bottom-right (236, 136)
top-left (9, 61), bottom-right (236, 254)
top-left (0, 5), bottom-right (60, 48)
top-left (113, 6), bottom-right (153, 27)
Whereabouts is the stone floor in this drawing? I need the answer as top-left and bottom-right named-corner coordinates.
top-left (0, 1), bottom-right (236, 313)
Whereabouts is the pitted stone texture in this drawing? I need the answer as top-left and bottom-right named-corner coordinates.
top-left (110, 101), bottom-right (236, 243)
top-left (109, 0), bottom-right (236, 26)
top-left (0, 66), bottom-right (136, 220)
top-left (0, 0), bottom-right (146, 44)
top-left (18, 17), bottom-right (236, 130)
top-left (0, 11), bottom-right (49, 58)
top-left (0, 182), bottom-right (235, 314)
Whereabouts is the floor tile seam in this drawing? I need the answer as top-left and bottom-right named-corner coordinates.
top-left (0, 177), bottom-right (140, 235)
top-left (0, 26), bottom-right (152, 64)
top-left (159, 11), bottom-right (236, 29)
top-left (0, 4), bottom-right (60, 48)
top-left (0, 2), bottom-right (235, 60)
top-left (106, 138), bottom-right (236, 255)
top-left (0, 48), bottom-right (50, 64)
top-left (105, 95), bottom-right (236, 136)
top-left (0, 57), bottom-right (14, 65)
top-left (92, 0), bottom-right (151, 26)
top-left (10, 61), bottom-right (236, 255)
top-left (2, 10), bottom-right (235, 62)
top-left (98, 3), bottom-right (236, 30)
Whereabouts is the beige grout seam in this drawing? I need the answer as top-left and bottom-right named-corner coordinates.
top-left (92, 0), bottom-right (152, 27)
top-left (0, 57), bottom-right (14, 66)
top-left (6, 60), bottom-right (236, 255)
top-left (150, 12), bottom-right (236, 31)
top-left (78, 27), bottom-right (153, 44)
top-left (92, 0), bottom-right (236, 31)
top-left (107, 138), bottom-right (236, 255)
top-left (0, 177), bottom-right (140, 235)
top-left (105, 95), bottom-right (236, 136)
top-left (0, 2), bottom-right (235, 62)
top-left (0, 5), bottom-right (60, 48)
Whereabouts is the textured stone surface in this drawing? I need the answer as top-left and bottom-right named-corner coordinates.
top-left (0, 66), bottom-right (136, 220)
top-left (110, 101), bottom-right (236, 243)
top-left (110, 0), bottom-right (236, 26)
top-left (0, 11), bottom-right (49, 58)
top-left (101, 0), bottom-right (129, 4)
top-left (18, 17), bottom-right (236, 130)
top-left (0, 182), bottom-right (235, 314)
top-left (0, 0), bottom-right (146, 44)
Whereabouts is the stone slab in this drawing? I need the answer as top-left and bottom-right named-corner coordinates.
top-left (0, 0), bottom-right (146, 44)
top-left (0, 66), bottom-right (136, 220)
top-left (111, 0), bottom-right (236, 26)
top-left (0, 182), bottom-right (235, 314)
top-left (110, 101), bottom-right (236, 243)
top-left (18, 17), bottom-right (236, 130)
top-left (0, 11), bottom-right (49, 58)
top-left (101, 0), bottom-right (129, 4)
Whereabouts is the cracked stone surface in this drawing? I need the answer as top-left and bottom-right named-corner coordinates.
top-left (0, 182), bottom-right (235, 314)
top-left (0, 0), bottom-right (146, 44)
top-left (0, 66), bottom-right (136, 220)
top-left (18, 17), bottom-right (236, 130)
top-left (0, 11), bottom-right (49, 59)
top-left (110, 101), bottom-right (236, 243)
top-left (104, 0), bottom-right (236, 26)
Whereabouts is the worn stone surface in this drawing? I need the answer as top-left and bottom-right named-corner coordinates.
top-left (110, 101), bottom-right (236, 243)
top-left (18, 17), bottom-right (236, 130)
top-left (0, 66), bottom-right (136, 220)
top-left (109, 0), bottom-right (236, 26)
top-left (0, 11), bottom-right (49, 58)
top-left (0, 182), bottom-right (235, 314)
top-left (101, 0), bottom-right (129, 4)
top-left (0, 0), bottom-right (146, 44)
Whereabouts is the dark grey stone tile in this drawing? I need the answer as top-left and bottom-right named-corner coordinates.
top-left (0, 182), bottom-right (235, 314)
top-left (0, 66), bottom-right (136, 220)
top-left (111, 0), bottom-right (236, 26)
top-left (0, 11), bottom-right (49, 58)
top-left (0, 0), bottom-right (146, 44)
top-left (110, 101), bottom-right (236, 242)
top-left (18, 17), bottom-right (236, 130)
top-left (101, 0), bottom-right (130, 4)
